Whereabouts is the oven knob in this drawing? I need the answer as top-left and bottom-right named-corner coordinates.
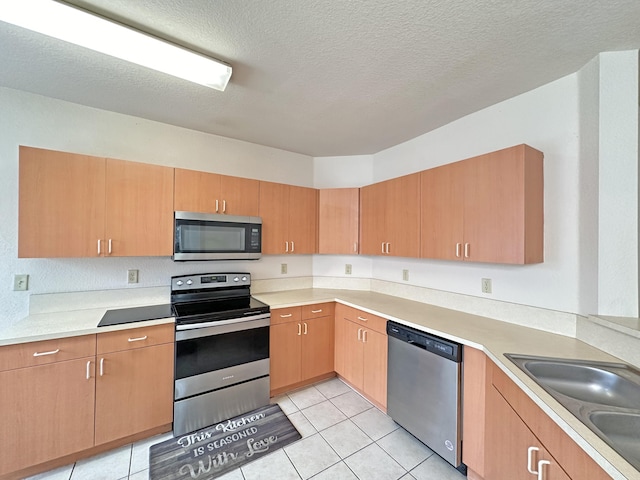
top-left (176, 280), bottom-right (183, 286)
top-left (233, 277), bottom-right (239, 282)
top-left (186, 279), bottom-right (193, 285)
top-left (241, 276), bottom-right (248, 282)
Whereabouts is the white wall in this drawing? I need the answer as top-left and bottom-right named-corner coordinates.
top-left (316, 72), bottom-right (587, 314)
top-left (0, 87), bottom-right (315, 326)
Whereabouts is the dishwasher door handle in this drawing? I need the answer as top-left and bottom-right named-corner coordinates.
top-left (407, 340), bottom-right (427, 350)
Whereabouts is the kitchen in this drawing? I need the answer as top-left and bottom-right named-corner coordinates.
top-left (1, 1), bottom-right (640, 479)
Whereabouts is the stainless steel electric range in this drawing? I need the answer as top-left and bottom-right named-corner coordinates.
top-left (170, 272), bottom-right (270, 437)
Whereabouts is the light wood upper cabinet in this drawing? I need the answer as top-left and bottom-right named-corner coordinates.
top-left (360, 173), bottom-right (421, 257)
top-left (318, 188), bottom-right (360, 254)
top-left (259, 181), bottom-right (318, 254)
top-left (19, 146), bottom-right (106, 258)
top-left (421, 144), bottom-right (544, 264)
top-left (174, 168), bottom-right (260, 216)
top-left (105, 158), bottom-right (174, 257)
top-left (19, 147), bottom-right (173, 258)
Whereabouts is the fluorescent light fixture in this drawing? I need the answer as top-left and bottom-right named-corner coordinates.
top-left (0, 0), bottom-right (232, 91)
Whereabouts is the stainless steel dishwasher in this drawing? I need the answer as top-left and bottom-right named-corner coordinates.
top-left (387, 321), bottom-right (464, 471)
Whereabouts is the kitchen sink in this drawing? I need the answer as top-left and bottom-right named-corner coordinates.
top-left (505, 353), bottom-right (640, 471)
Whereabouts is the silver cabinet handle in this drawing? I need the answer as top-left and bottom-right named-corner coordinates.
top-left (223, 200), bottom-right (226, 213)
top-left (108, 238), bottom-right (112, 255)
top-left (455, 243), bottom-right (461, 258)
top-left (128, 335), bottom-right (148, 342)
top-left (303, 322), bottom-right (308, 334)
top-left (280, 313), bottom-right (292, 318)
top-left (357, 328), bottom-right (362, 341)
top-left (464, 243), bottom-right (470, 258)
top-left (527, 446), bottom-right (540, 474)
top-left (99, 357), bottom-right (104, 376)
top-left (357, 316), bottom-right (368, 322)
top-left (291, 241), bottom-right (295, 252)
top-left (363, 330), bottom-right (367, 342)
top-left (381, 242), bottom-right (385, 254)
top-left (311, 309), bottom-right (322, 314)
top-left (215, 199), bottom-right (219, 213)
top-left (537, 460), bottom-right (550, 480)
top-left (285, 241), bottom-right (289, 253)
top-left (386, 243), bottom-right (391, 254)
top-left (86, 360), bottom-right (91, 380)
top-left (297, 323), bottom-right (301, 336)
top-left (33, 348), bottom-right (59, 357)
top-left (97, 239), bottom-right (101, 255)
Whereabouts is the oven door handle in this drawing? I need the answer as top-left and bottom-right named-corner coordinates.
top-left (175, 314), bottom-right (271, 341)
top-left (175, 313), bottom-right (271, 331)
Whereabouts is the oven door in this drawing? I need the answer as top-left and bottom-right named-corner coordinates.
top-left (173, 211), bottom-right (262, 261)
top-left (174, 315), bottom-right (270, 400)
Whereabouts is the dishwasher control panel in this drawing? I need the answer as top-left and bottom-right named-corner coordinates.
top-left (387, 321), bottom-right (462, 362)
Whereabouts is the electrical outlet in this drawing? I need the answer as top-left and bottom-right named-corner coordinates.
top-left (127, 269), bottom-right (139, 284)
top-left (13, 274), bottom-right (29, 291)
top-left (402, 269), bottom-right (409, 281)
top-left (482, 278), bottom-right (492, 294)
top-left (281, 263), bottom-right (288, 274)
top-left (345, 264), bottom-right (352, 275)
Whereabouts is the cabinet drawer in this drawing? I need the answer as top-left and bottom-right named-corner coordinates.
top-left (336, 304), bottom-right (387, 334)
top-left (97, 323), bottom-right (174, 354)
top-left (301, 302), bottom-right (335, 320)
top-left (0, 334), bottom-right (96, 372)
top-left (271, 306), bottom-right (302, 325)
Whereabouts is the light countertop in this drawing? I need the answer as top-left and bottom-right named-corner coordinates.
top-left (0, 288), bottom-right (636, 479)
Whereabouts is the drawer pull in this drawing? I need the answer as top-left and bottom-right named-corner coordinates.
top-left (311, 309), bottom-right (323, 314)
top-left (303, 322), bottom-right (308, 335)
top-left (99, 357), bottom-right (104, 376)
top-left (33, 348), bottom-right (60, 357)
top-left (128, 335), bottom-right (148, 342)
top-left (363, 330), bottom-right (367, 342)
top-left (357, 316), bottom-right (368, 322)
top-left (86, 360), bottom-right (91, 380)
top-left (297, 323), bottom-right (301, 336)
top-left (280, 313), bottom-right (293, 318)
top-left (527, 446), bottom-right (540, 474)
top-left (357, 328), bottom-right (362, 341)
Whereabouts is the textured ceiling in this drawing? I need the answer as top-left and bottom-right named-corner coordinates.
top-left (0, 0), bottom-right (639, 157)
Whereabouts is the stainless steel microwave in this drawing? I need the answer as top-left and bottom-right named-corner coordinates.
top-left (173, 211), bottom-right (262, 261)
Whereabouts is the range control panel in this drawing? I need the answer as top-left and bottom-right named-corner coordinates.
top-left (171, 273), bottom-right (251, 291)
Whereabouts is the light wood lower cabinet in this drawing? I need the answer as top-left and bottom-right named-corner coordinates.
top-left (463, 347), bottom-right (610, 480)
top-left (94, 325), bottom-right (174, 445)
top-left (270, 303), bottom-right (335, 395)
top-left (0, 356), bottom-right (96, 477)
top-left (334, 303), bottom-right (387, 410)
top-left (0, 324), bottom-right (174, 479)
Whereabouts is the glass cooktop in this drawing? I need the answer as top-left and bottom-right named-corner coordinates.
top-left (98, 304), bottom-right (174, 327)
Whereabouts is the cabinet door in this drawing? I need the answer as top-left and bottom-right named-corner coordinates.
top-left (105, 159), bottom-right (174, 256)
top-left (463, 145), bottom-right (543, 264)
top-left (259, 181), bottom-right (289, 254)
top-left (341, 319), bottom-right (365, 390)
top-left (318, 188), bottom-right (360, 254)
top-left (421, 162), bottom-right (465, 261)
top-left (485, 386), bottom-right (570, 480)
top-left (174, 168), bottom-right (221, 214)
top-left (18, 146), bottom-right (106, 258)
top-left (301, 316), bottom-right (334, 380)
top-left (362, 329), bottom-right (387, 409)
top-left (219, 174), bottom-right (260, 216)
top-left (269, 322), bottom-right (302, 391)
top-left (94, 343), bottom-right (174, 445)
top-left (0, 358), bottom-right (96, 476)
top-left (386, 173), bottom-right (421, 258)
top-left (359, 181), bottom-right (388, 255)
top-left (288, 185), bottom-right (318, 254)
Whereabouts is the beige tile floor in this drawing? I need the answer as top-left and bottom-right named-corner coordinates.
top-left (26, 378), bottom-right (466, 480)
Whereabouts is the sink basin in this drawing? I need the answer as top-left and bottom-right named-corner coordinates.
top-left (590, 411), bottom-right (640, 471)
top-left (520, 360), bottom-right (640, 409)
